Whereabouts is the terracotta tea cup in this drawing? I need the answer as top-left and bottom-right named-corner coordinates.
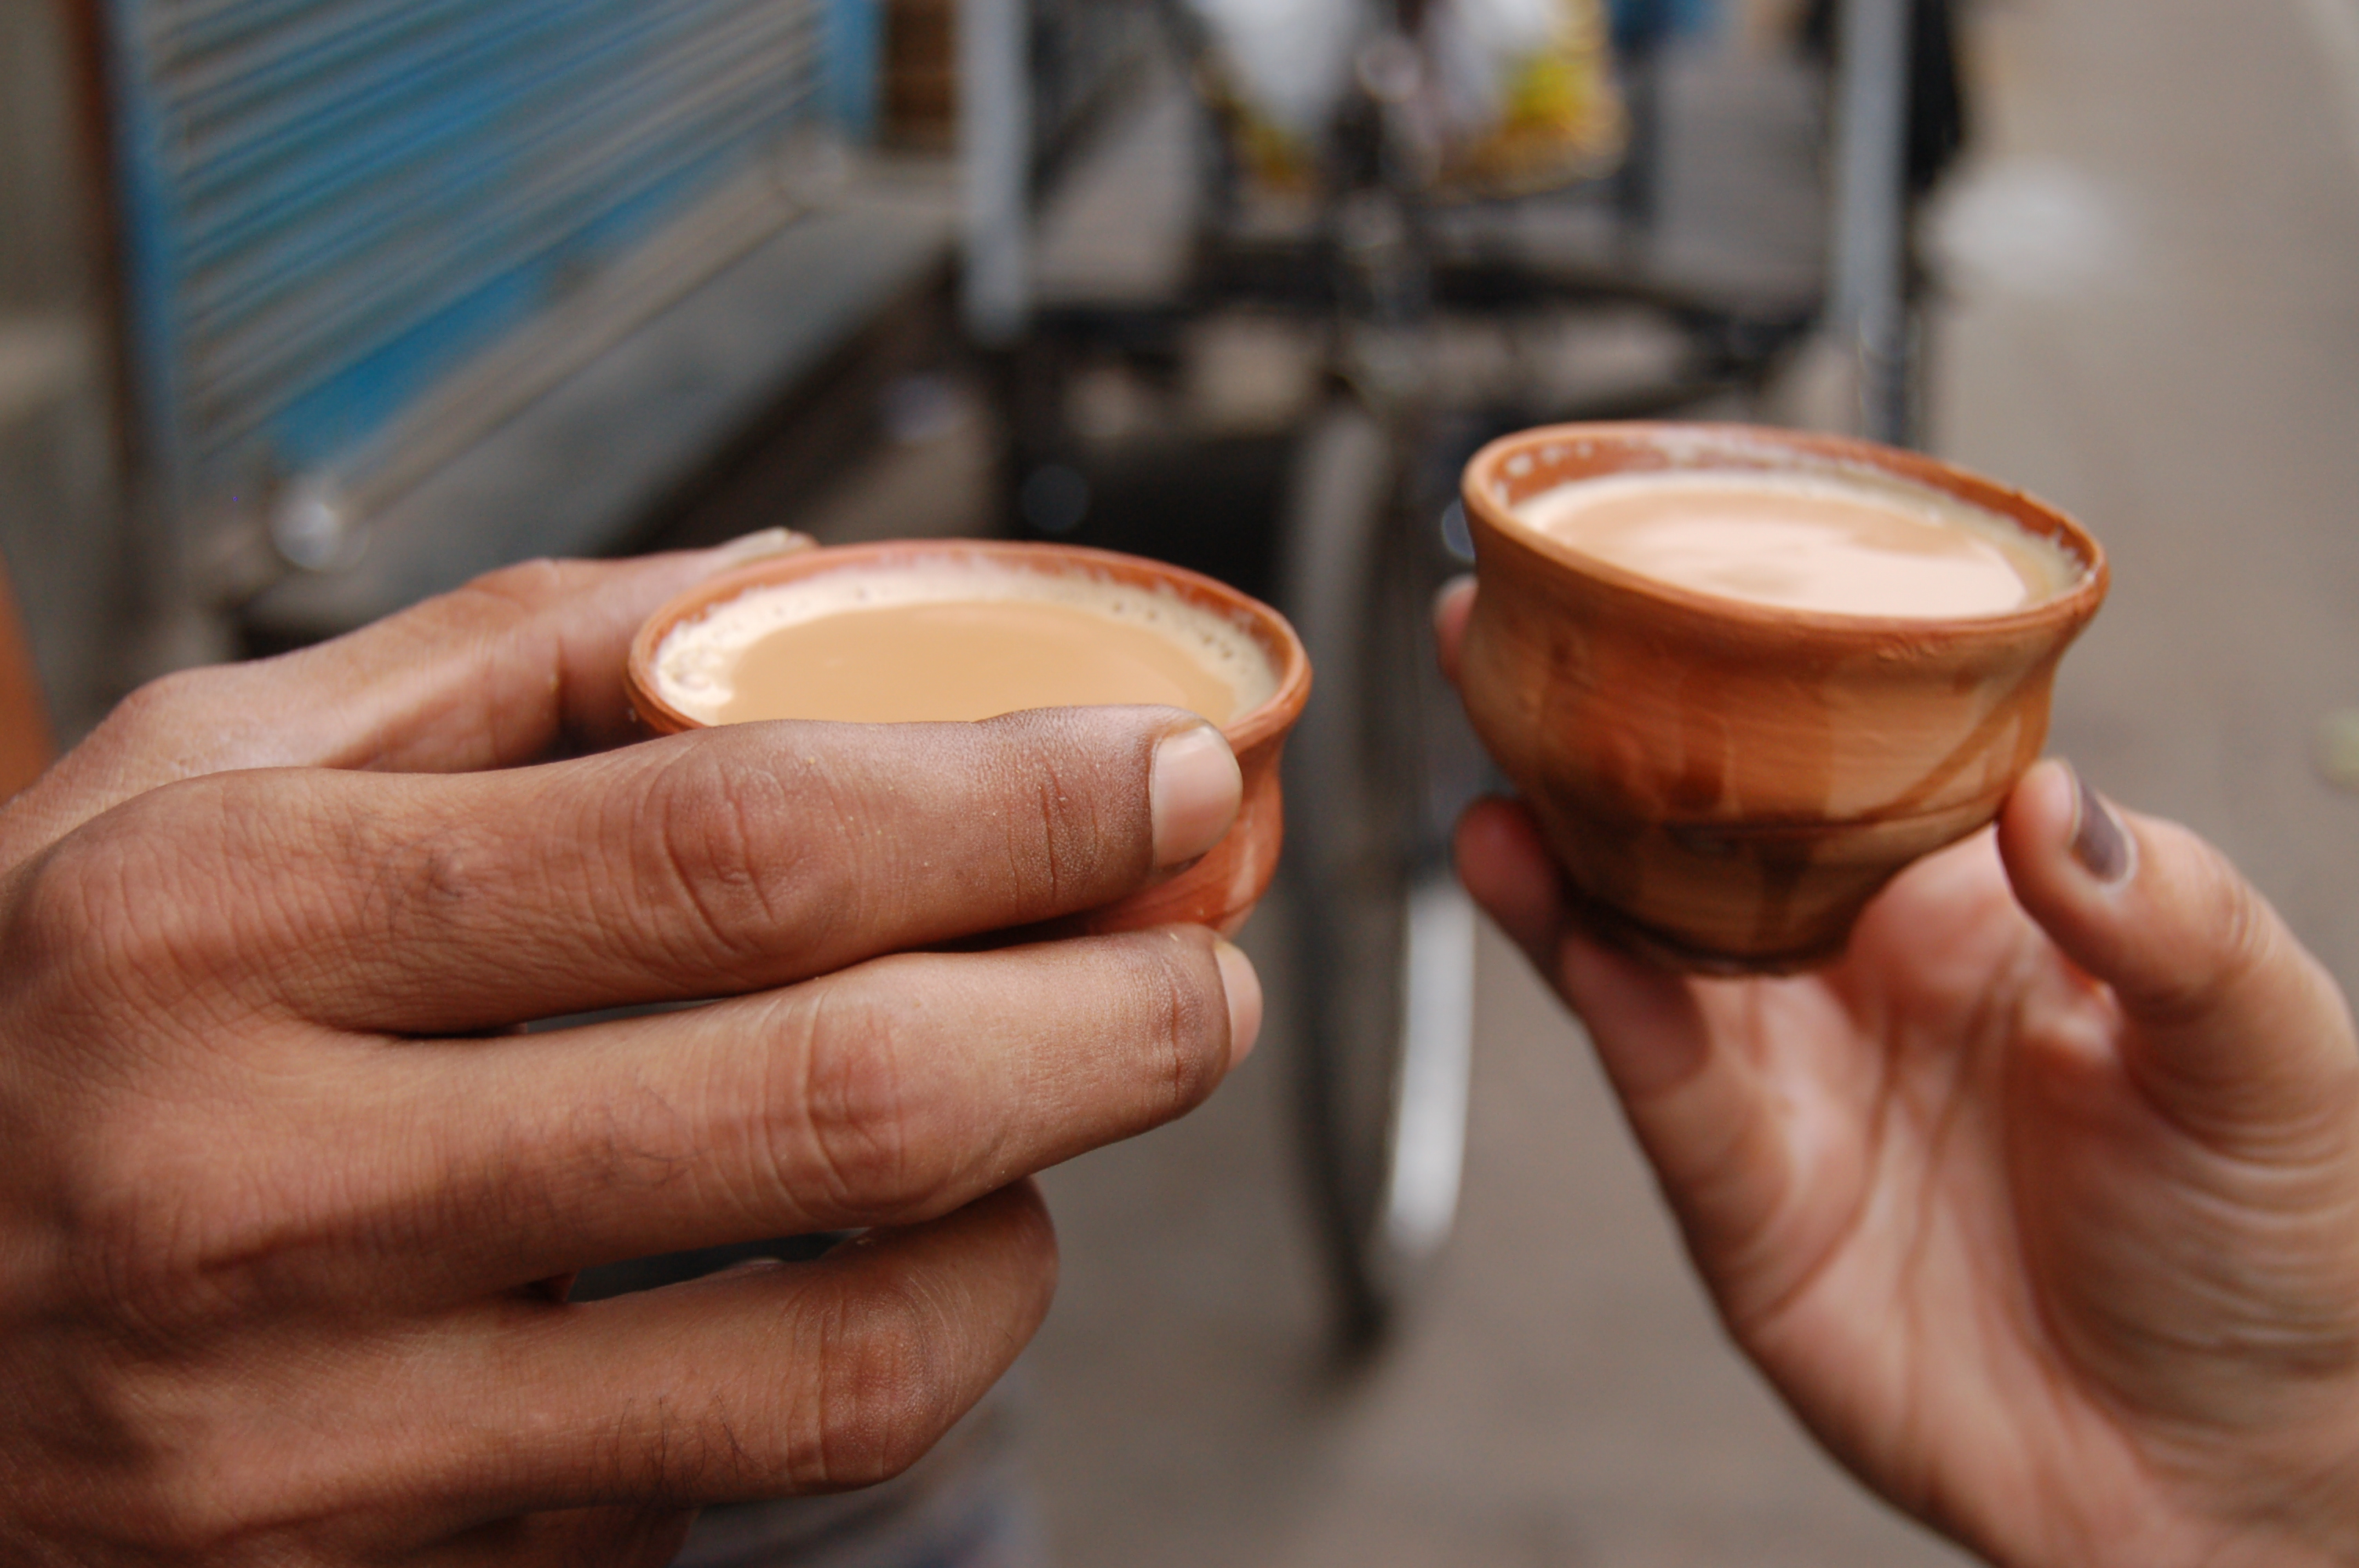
top-left (627, 539), bottom-right (1311, 938)
top-left (1457, 422), bottom-right (2108, 972)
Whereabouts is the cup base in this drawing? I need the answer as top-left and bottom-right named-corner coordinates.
top-left (1575, 897), bottom-right (1851, 976)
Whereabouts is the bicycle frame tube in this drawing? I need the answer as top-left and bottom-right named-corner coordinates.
top-left (961, 0), bottom-right (1031, 343)
top-left (1829, 0), bottom-right (1913, 446)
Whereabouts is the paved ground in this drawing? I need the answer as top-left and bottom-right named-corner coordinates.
top-left (1012, 0), bottom-right (2359, 1564)
top-left (1932, 0), bottom-right (2359, 992)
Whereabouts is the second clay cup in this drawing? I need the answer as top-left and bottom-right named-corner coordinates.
top-left (1456, 423), bottom-right (2108, 971)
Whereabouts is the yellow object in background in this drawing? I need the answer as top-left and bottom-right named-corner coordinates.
top-left (2317, 709), bottom-right (2359, 796)
top-left (1428, 0), bottom-right (1627, 197)
top-left (1183, 0), bottom-right (1626, 198)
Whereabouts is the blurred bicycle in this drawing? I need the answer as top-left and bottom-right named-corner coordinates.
top-left (1005, 0), bottom-right (1968, 1347)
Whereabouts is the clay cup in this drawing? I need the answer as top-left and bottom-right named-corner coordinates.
top-left (627, 539), bottom-right (1311, 938)
top-left (1457, 423), bottom-right (2107, 972)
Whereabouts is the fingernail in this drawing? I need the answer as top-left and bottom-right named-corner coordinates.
top-left (708, 528), bottom-right (816, 570)
top-left (1215, 939), bottom-right (1264, 1066)
top-left (1150, 723), bottom-right (1242, 867)
top-left (2066, 761), bottom-right (2137, 887)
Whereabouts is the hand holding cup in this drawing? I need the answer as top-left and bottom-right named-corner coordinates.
top-left (626, 539), bottom-right (1311, 938)
top-left (0, 541), bottom-right (1262, 1563)
top-left (1439, 430), bottom-right (2359, 1566)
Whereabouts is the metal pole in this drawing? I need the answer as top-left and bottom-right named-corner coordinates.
top-left (961, 0), bottom-right (1030, 344)
top-left (1828, 0), bottom-right (1913, 446)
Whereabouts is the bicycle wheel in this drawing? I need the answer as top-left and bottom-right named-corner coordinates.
top-left (1278, 396), bottom-right (1485, 1348)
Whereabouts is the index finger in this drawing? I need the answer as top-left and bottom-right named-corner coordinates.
top-left (1452, 795), bottom-right (1807, 1303)
top-left (45, 705), bottom-right (1241, 1035)
top-left (2, 534), bottom-right (807, 864)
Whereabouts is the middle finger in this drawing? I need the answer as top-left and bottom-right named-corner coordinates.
top-left (252, 927), bottom-right (1257, 1303)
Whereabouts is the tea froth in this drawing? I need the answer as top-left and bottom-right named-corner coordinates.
top-left (1510, 469), bottom-right (2076, 619)
top-left (653, 562), bottom-right (1280, 726)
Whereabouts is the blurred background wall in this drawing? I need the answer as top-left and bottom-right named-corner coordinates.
top-left (2, 0), bottom-right (123, 738)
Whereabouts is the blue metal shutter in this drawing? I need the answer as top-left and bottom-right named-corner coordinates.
top-left (101, 0), bottom-right (859, 520)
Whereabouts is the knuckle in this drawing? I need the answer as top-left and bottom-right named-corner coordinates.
top-left (78, 775), bottom-right (335, 1004)
top-left (798, 1281), bottom-right (955, 1489)
top-left (55, 1105), bottom-right (295, 1330)
top-left (96, 666), bottom-right (223, 744)
top-left (773, 989), bottom-right (932, 1215)
top-left (2142, 837), bottom-right (2274, 1026)
top-left (46, 1377), bottom-right (329, 1555)
top-left (3, 808), bottom-right (206, 1007)
top-left (0, 869), bottom-right (281, 1341)
top-left (994, 720), bottom-right (1135, 902)
top-left (384, 558), bottom-right (582, 662)
top-left (453, 556), bottom-right (572, 619)
top-left (641, 746), bottom-right (845, 970)
top-left (54, 1150), bottom-right (224, 1348)
top-left (1118, 936), bottom-right (1227, 1115)
top-left (1017, 763), bottom-right (1103, 907)
top-left (4, 837), bottom-right (116, 980)
top-left (111, 1454), bottom-right (267, 1557)
top-left (376, 798), bottom-right (542, 963)
top-left (392, 825), bottom-right (486, 913)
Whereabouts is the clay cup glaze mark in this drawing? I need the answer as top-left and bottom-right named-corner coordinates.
top-left (1459, 423), bottom-right (2108, 972)
top-left (626, 539), bottom-right (1312, 939)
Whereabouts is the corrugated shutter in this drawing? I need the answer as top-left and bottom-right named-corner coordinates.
top-left (102, 0), bottom-right (852, 518)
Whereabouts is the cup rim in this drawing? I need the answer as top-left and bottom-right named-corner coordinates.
top-left (626, 538), bottom-right (1313, 749)
top-left (1461, 422), bottom-right (2110, 643)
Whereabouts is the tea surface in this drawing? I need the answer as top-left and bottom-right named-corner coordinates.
top-left (720, 598), bottom-right (1242, 724)
top-left (654, 564), bottom-right (1275, 727)
top-left (1511, 469), bottom-right (2074, 619)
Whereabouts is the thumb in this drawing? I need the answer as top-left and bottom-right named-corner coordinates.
top-left (1997, 759), bottom-right (2359, 1155)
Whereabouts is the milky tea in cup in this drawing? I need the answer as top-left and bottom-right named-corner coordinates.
top-left (650, 560), bottom-right (1278, 727)
top-left (1457, 423), bottom-right (2106, 972)
top-left (627, 541), bottom-right (1311, 937)
top-left (1507, 466), bottom-right (2080, 619)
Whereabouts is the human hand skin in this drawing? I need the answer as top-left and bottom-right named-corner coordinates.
top-left (1436, 581), bottom-right (2359, 1568)
top-left (0, 538), bottom-right (1262, 1566)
